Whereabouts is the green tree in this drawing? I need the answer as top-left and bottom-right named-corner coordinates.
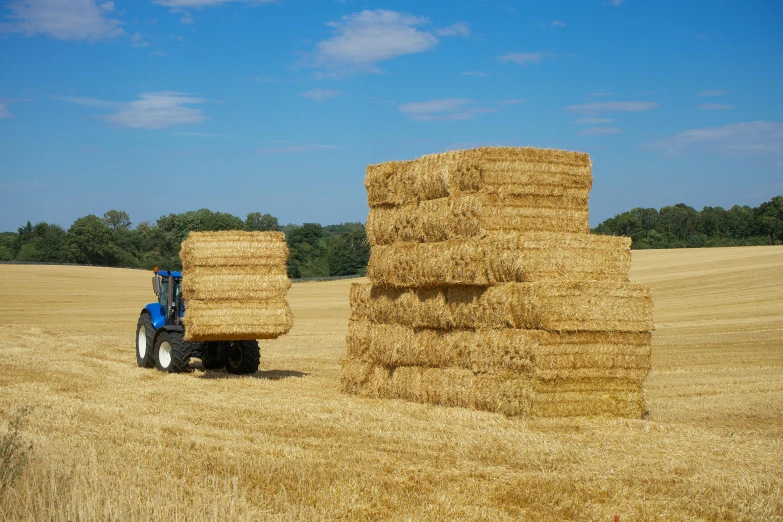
top-left (287, 223), bottom-right (327, 278)
top-left (327, 228), bottom-right (370, 276)
top-left (67, 215), bottom-right (117, 265)
top-left (15, 223), bottom-right (68, 262)
top-left (102, 210), bottom-right (132, 231)
top-left (755, 196), bottom-right (783, 244)
top-left (245, 212), bottom-right (279, 231)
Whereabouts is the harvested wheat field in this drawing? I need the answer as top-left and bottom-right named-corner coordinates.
top-left (0, 245), bottom-right (782, 520)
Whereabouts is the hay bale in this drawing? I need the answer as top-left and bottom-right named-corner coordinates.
top-left (365, 147), bottom-right (592, 207)
top-left (182, 301), bottom-right (293, 341)
top-left (366, 232), bottom-right (632, 287)
top-left (366, 193), bottom-right (590, 245)
top-left (181, 231), bottom-right (292, 342)
top-left (366, 194), bottom-right (590, 245)
top-left (340, 359), bottom-right (533, 416)
top-left (350, 281), bottom-right (653, 331)
top-left (531, 391), bottom-right (644, 418)
top-left (346, 320), bottom-right (651, 375)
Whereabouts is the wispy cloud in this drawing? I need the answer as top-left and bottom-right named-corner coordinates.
top-left (308, 10), bottom-right (448, 74)
top-left (239, 75), bottom-right (278, 83)
top-left (398, 98), bottom-right (496, 121)
top-left (647, 121), bottom-right (783, 158)
top-left (574, 117), bottom-right (616, 124)
top-left (698, 90), bottom-right (729, 97)
top-left (498, 52), bottom-right (554, 65)
top-left (699, 103), bottom-right (733, 111)
top-left (587, 91), bottom-right (614, 98)
top-left (564, 101), bottom-right (659, 115)
top-left (258, 143), bottom-right (337, 154)
top-left (434, 22), bottom-right (470, 37)
top-left (551, 20), bottom-right (565, 27)
top-left (0, 0), bottom-right (123, 40)
top-left (462, 71), bottom-right (489, 77)
top-left (301, 88), bottom-right (342, 102)
top-left (610, 0), bottom-right (627, 5)
top-left (0, 103), bottom-right (12, 118)
top-left (171, 131), bottom-right (227, 138)
top-left (131, 32), bottom-right (149, 47)
top-left (579, 126), bottom-right (623, 136)
top-left (63, 91), bottom-right (206, 129)
top-left (153, 0), bottom-right (275, 6)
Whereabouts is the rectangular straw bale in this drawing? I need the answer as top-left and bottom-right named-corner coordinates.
top-left (180, 231), bottom-right (289, 267)
top-left (346, 320), bottom-right (535, 374)
top-left (183, 268), bottom-right (290, 300)
top-left (367, 232), bottom-right (631, 287)
top-left (365, 147), bottom-right (592, 207)
top-left (347, 320), bottom-right (651, 374)
top-left (183, 300), bottom-right (293, 341)
top-left (350, 281), bottom-right (653, 331)
top-left (340, 359), bottom-right (533, 416)
top-left (530, 391), bottom-right (644, 418)
top-left (366, 193), bottom-right (589, 245)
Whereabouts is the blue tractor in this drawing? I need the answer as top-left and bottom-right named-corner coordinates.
top-left (135, 268), bottom-right (260, 374)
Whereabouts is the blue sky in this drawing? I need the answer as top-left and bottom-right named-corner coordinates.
top-left (1, 0), bottom-right (782, 232)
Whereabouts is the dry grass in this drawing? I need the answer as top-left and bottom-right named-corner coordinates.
top-left (0, 245), bottom-right (782, 520)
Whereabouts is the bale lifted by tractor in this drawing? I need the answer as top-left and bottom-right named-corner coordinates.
top-left (135, 267), bottom-right (260, 374)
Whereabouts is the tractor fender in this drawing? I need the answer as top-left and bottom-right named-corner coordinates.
top-left (143, 303), bottom-right (167, 330)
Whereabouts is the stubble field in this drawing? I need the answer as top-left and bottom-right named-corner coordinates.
top-left (0, 245), bottom-right (781, 521)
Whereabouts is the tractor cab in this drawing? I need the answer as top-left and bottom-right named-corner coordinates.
top-left (149, 268), bottom-right (184, 328)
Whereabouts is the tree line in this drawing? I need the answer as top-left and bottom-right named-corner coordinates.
top-left (0, 209), bottom-right (370, 278)
top-left (1, 196), bottom-right (780, 274)
top-left (592, 196), bottom-right (783, 249)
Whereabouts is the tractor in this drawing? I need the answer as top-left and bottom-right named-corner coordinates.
top-left (135, 268), bottom-right (260, 374)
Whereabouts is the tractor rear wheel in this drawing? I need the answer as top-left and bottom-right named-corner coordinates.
top-left (135, 313), bottom-right (155, 368)
top-left (154, 331), bottom-right (191, 373)
top-left (225, 340), bottom-right (260, 375)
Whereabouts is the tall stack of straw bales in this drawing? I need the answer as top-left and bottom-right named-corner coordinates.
top-left (341, 147), bottom-right (654, 417)
top-left (181, 231), bottom-right (293, 341)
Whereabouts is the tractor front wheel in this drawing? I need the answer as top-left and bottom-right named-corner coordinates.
top-left (154, 331), bottom-right (191, 373)
top-left (135, 314), bottom-right (155, 368)
top-left (225, 340), bottom-right (260, 375)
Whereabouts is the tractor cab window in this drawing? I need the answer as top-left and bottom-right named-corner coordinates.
top-left (158, 280), bottom-right (168, 308)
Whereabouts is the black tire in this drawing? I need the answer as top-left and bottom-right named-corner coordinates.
top-left (135, 313), bottom-right (156, 368)
top-left (154, 331), bottom-right (191, 373)
top-left (225, 340), bottom-right (260, 375)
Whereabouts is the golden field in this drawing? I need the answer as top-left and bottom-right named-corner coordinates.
top-left (0, 245), bottom-right (781, 521)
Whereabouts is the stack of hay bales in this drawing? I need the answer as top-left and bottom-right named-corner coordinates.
top-left (180, 231), bottom-right (293, 341)
top-left (341, 147), bottom-right (654, 417)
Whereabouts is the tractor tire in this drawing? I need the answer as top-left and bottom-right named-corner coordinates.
top-left (135, 313), bottom-right (156, 368)
top-left (225, 340), bottom-right (260, 375)
top-left (154, 331), bottom-right (191, 373)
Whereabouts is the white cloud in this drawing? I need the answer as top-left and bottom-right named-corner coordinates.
top-left (647, 121), bottom-right (783, 158)
top-left (462, 71), bottom-right (489, 77)
top-left (131, 32), bottom-right (149, 47)
top-left (0, 0), bottom-right (123, 40)
top-left (574, 117), bottom-right (616, 124)
top-left (398, 98), bottom-right (496, 121)
top-left (154, 0), bottom-right (274, 6)
top-left (587, 91), bottom-right (614, 97)
top-left (171, 132), bottom-right (227, 138)
top-left (699, 104), bottom-right (733, 111)
top-left (579, 126), bottom-right (623, 136)
top-left (301, 88), bottom-right (342, 102)
top-left (564, 101), bottom-right (659, 115)
top-left (310, 10), bottom-right (440, 74)
top-left (698, 90), bottom-right (729, 97)
top-left (551, 20), bottom-right (565, 27)
top-left (0, 102), bottom-right (13, 118)
top-left (611, 0), bottom-right (627, 5)
top-left (435, 22), bottom-right (469, 37)
top-left (498, 52), bottom-right (554, 65)
top-left (64, 91), bottom-right (206, 129)
top-left (258, 143), bottom-right (337, 154)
